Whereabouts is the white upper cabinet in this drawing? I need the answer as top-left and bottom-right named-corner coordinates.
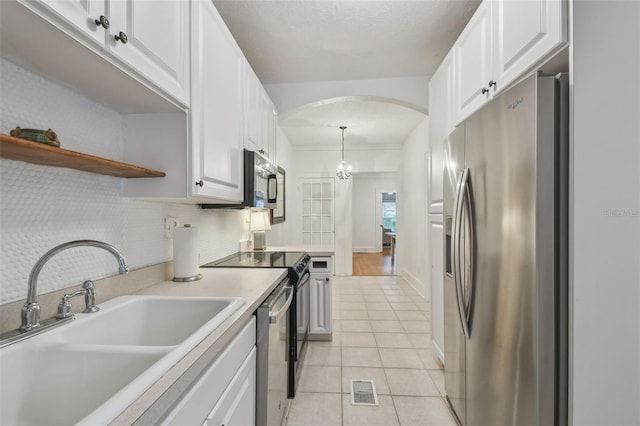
top-left (428, 50), bottom-right (454, 214)
top-left (260, 89), bottom-right (278, 165)
top-left (108, 0), bottom-right (190, 105)
top-left (24, 0), bottom-right (189, 106)
top-left (244, 61), bottom-right (278, 166)
top-left (453, 0), bottom-right (492, 125)
top-left (244, 63), bottom-right (262, 154)
top-left (453, 0), bottom-right (566, 124)
top-left (38, 0), bottom-right (107, 45)
top-left (122, 0), bottom-right (244, 203)
top-left (190, 0), bottom-right (244, 201)
top-left (492, 0), bottom-right (566, 94)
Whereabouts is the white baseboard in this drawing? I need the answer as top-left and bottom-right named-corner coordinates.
top-left (401, 269), bottom-right (425, 298)
top-left (352, 246), bottom-right (378, 253)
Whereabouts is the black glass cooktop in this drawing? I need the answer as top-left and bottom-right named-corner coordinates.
top-left (201, 251), bottom-right (307, 269)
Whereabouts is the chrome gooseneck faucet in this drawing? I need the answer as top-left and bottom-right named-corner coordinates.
top-left (22, 240), bottom-right (129, 332)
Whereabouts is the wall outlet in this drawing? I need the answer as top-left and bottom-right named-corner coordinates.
top-left (239, 239), bottom-right (251, 251)
top-left (165, 216), bottom-right (179, 239)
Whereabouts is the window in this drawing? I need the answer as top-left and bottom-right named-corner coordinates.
top-left (301, 178), bottom-right (334, 245)
top-left (382, 192), bottom-right (396, 232)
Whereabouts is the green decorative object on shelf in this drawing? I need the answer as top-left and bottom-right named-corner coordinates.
top-left (9, 126), bottom-right (60, 147)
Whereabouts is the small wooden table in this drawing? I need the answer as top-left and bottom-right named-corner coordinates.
top-left (385, 232), bottom-right (397, 263)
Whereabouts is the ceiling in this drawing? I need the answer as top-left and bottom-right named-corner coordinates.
top-left (213, 0), bottom-right (480, 148)
top-left (279, 96), bottom-right (427, 149)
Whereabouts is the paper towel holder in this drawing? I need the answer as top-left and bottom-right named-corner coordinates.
top-left (172, 274), bottom-right (202, 282)
top-left (172, 224), bottom-right (203, 282)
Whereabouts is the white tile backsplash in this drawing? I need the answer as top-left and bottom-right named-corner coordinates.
top-left (0, 58), bottom-right (250, 304)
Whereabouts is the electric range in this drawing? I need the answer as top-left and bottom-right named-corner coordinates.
top-left (201, 251), bottom-right (311, 398)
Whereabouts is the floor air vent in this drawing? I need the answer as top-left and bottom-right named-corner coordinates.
top-left (350, 379), bottom-right (379, 406)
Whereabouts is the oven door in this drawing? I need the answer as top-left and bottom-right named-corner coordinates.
top-left (296, 271), bottom-right (311, 361)
top-left (256, 279), bottom-right (293, 426)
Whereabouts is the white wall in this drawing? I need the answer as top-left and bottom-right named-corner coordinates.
top-left (397, 117), bottom-right (429, 297)
top-left (570, 2), bottom-right (640, 425)
top-left (265, 76), bottom-right (429, 115)
top-left (265, 128), bottom-right (295, 247)
top-left (352, 173), bottom-right (397, 252)
top-left (0, 58), bottom-right (250, 305)
top-left (284, 147), bottom-right (403, 275)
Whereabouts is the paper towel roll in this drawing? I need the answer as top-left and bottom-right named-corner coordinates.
top-left (173, 224), bottom-right (202, 281)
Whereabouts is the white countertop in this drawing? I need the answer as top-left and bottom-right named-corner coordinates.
top-left (259, 245), bottom-right (335, 257)
top-left (112, 267), bottom-right (287, 425)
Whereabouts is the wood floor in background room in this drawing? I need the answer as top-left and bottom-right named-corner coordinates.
top-left (284, 276), bottom-right (453, 426)
top-left (353, 248), bottom-right (395, 276)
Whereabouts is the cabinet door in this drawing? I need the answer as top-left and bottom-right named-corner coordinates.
top-left (269, 106), bottom-right (278, 167)
top-left (206, 347), bottom-right (257, 426)
top-left (453, 0), bottom-right (492, 125)
top-left (109, 0), bottom-right (189, 105)
top-left (429, 214), bottom-right (445, 363)
top-left (492, 0), bottom-right (566, 95)
top-left (428, 51), bottom-right (453, 214)
top-left (191, 0), bottom-right (244, 202)
top-left (37, 0), bottom-right (107, 45)
top-left (310, 273), bottom-right (332, 335)
top-left (244, 62), bottom-right (262, 153)
top-left (259, 89), bottom-right (275, 162)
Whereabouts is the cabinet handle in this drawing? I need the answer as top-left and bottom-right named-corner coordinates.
top-left (195, 180), bottom-right (204, 187)
top-left (325, 277), bottom-right (330, 282)
top-left (481, 88), bottom-right (489, 95)
top-left (488, 80), bottom-right (497, 88)
top-left (114, 32), bottom-right (128, 44)
top-left (94, 15), bottom-right (110, 29)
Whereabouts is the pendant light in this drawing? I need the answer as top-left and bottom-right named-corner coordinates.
top-left (336, 126), bottom-right (352, 180)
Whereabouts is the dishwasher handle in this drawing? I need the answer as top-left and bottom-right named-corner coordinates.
top-left (269, 284), bottom-right (294, 324)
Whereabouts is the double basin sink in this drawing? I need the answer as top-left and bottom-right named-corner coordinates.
top-left (0, 295), bottom-right (245, 425)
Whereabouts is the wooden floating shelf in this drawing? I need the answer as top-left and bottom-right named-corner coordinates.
top-left (0, 134), bottom-right (165, 178)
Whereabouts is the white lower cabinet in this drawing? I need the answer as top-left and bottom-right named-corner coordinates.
top-left (309, 257), bottom-right (333, 338)
top-left (205, 348), bottom-right (256, 426)
top-left (162, 318), bottom-right (256, 426)
top-left (310, 273), bottom-right (332, 336)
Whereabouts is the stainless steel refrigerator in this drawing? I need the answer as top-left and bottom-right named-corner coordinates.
top-left (443, 72), bottom-right (568, 426)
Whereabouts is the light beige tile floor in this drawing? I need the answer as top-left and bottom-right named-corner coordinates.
top-left (284, 276), bottom-right (456, 426)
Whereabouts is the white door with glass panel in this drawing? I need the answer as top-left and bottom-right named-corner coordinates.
top-left (301, 179), bottom-right (334, 246)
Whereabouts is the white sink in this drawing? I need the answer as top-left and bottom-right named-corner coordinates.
top-left (60, 296), bottom-right (244, 346)
top-left (0, 295), bottom-right (245, 425)
top-left (0, 346), bottom-right (165, 425)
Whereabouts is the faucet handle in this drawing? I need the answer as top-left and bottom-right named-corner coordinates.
top-left (55, 280), bottom-right (100, 319)
top-left (56, 289), bottom-right (85, 319)
top-left (82, 280), bottom-right (100, 313)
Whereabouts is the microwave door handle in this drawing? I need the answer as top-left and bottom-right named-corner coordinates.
top-left (267, 174), bottom-right (277, 203)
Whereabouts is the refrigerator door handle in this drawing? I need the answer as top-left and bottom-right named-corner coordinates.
top-left (454, 168), bottom-right (471, 339)
top-left (461, 169), bottom-right (475, 326)
top-left (452, 169), bottom-right (470, 339)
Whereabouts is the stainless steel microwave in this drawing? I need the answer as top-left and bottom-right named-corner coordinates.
top-left (200, 150), bottom-right (276, 209)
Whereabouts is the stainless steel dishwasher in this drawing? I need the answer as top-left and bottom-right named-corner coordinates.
top-left (256, 278), bottom-right (293, 426)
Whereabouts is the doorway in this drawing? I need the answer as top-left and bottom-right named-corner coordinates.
top-left (352, 180), bottom-right (397, 276)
